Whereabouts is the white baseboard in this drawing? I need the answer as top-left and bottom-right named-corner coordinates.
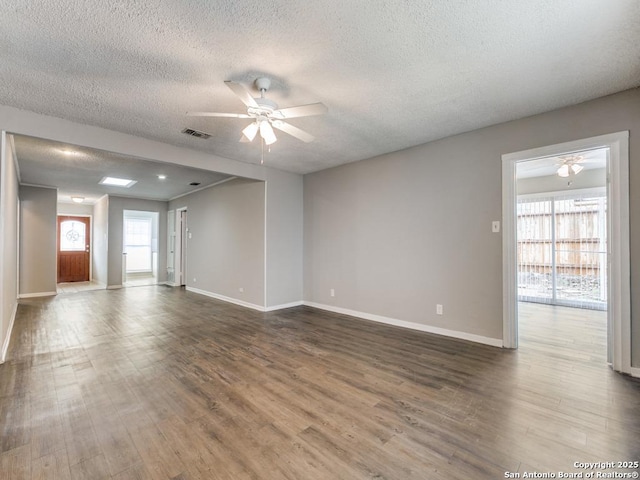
top-left (186, 287), bottom-right (265, 312)
top-left (184, 287), bottom-right (305, 313)
top-left (629, 366), bottom-right (640, 378)
top-left (1, 302), bottom-right (18, 364)
top-left (106, 285), bottom-right (123, 290)
top-left (18, 291), bottom-right (57, 299)
top-left (180, 289), bottom-right (502, 348)
top-left (165, 282), bottom-right (180, 287)
top-left (264, 301), bottom-right (304, 312)
top-left (303, 301), bottom-right (503, 348)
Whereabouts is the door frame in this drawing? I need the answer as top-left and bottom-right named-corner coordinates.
top-left (56, 214), bottom-right (92, 283)
top-left (167, 209), bottom-right (176, 285)
top-left (501, 131), bottom-right (631, 375)
top-left (122, 209), bottom-right (159, 284)
top-left (174, 207), bottom-right (187, 286)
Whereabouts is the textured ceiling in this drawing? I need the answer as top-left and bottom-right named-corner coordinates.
top-left (1, 1), bottom-right (639, 176)
top-left (15, 135), bottom-right (233, 204)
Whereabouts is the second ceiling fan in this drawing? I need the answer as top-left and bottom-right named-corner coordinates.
top-left (188, 77), bottom-right (327, 145)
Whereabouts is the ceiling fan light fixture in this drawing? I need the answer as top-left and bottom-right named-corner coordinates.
top-left (260, 121), bottom-right (277, 145)
top-left (557, 164), bottom-right (570, 177)
top-left (242, 122), bottom-right (259, 142)
top-left (189, 78), bottom-right (327, 161)
top-left (71, 196), bottom-right (84, 203)
top-left (571, 164), bottom-right (584, 175)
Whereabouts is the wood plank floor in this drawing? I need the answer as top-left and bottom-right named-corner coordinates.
top-left (1, 287), bottom-right (639, 479)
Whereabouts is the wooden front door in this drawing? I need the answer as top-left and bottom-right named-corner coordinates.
top-left (57, 216), bottom-right (90, 283)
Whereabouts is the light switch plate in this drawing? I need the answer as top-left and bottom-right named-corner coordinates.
top-left (492, 221), bottom-right (500, 233)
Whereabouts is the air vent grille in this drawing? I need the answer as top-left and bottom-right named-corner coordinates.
top-left (181, 128), bottom-right (211, 139)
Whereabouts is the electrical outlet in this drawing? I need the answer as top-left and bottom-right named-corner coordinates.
top-left (239, 287), bottom-right (244, 293)
top-left (436, 304), bottom-right (443, 315)
top-left (193, 278), bottom-right (196, 282)
top-left (330, 288), bottom-right (335, 297)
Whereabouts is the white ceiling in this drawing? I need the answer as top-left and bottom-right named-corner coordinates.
top-left (1, 1), bottom-right (639, 180)
top-left (516, 147), bottom-right (608, 179)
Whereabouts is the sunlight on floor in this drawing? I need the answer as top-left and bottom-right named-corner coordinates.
top-left (57, 280), bottom-right (105, 294)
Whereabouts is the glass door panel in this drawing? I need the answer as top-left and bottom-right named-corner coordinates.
top-left (60, 220), bottom-right (87, 251)
top-left (517, 198), bottom-right (553, 302)
top-left (517, 191), bottom-right (606, 310)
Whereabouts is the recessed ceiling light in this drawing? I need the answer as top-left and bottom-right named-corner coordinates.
top-left (99, 176), bottom-right (137, 188)
top-left (158, 175), bottom-right (167, 180)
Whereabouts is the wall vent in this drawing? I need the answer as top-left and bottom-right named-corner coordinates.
top-left (181, 128), bottom-right (211, 139)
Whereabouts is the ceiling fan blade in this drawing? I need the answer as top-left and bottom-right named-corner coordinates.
top-left (224, 80), bottom-right (259, 108)
top-left (186, 111), bottom-right (251, 118)
top-left (272, 121), bottom-right (315, 143)
top-left (274, 102), bottom-right (327, 119)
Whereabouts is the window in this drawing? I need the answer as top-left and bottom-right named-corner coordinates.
top-left (124, 217), bottom-right (152, 272)
top-left (60, 220), bottom-right (86, 251)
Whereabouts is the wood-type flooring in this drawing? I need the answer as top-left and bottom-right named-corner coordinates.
top-left (1, 287), bottom-right (639, 479)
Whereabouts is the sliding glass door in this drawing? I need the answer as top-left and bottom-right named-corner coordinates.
top-left (517, 189), bottom-right (607, 310)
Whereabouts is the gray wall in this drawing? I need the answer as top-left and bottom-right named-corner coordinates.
top-left (93, 196), bottom-right (108, 285)
top-left (0, 132), bottom-right (19, 361)
top-left (304, 88), bottom-right (639, 361)
top-left (305, 142), bottom-right (502, 339)
top-left (170, 178), bottom-right (265, 308)
top-left (19, 186), bottom-right (57, 296)
top-left (265, 168), bottom-right (304, 308)
top-left (107, 196), bottom-right (168, 287)
top-left (58, 202), bottom-right (94, 216)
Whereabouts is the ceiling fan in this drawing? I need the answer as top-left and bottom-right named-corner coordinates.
top-left (187, 77), bottom-right (327, 145)
top-left (556, 154), bottom-right (587, 177)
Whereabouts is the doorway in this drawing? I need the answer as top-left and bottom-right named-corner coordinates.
top-left (57, 215), bottom-right (91, 283)
top-left (123, 210), bottom-right (159, 286)
top-left (502, 132), bottom-right (631, 375)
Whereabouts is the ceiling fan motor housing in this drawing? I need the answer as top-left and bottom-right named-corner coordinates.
top-left (248, 97), bottom-right (281, 119)
top-left (255, 77), bottom-right (271, 92)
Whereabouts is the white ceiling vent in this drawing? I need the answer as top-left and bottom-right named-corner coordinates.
top-left (181, 128), bottom-right (211, 139)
